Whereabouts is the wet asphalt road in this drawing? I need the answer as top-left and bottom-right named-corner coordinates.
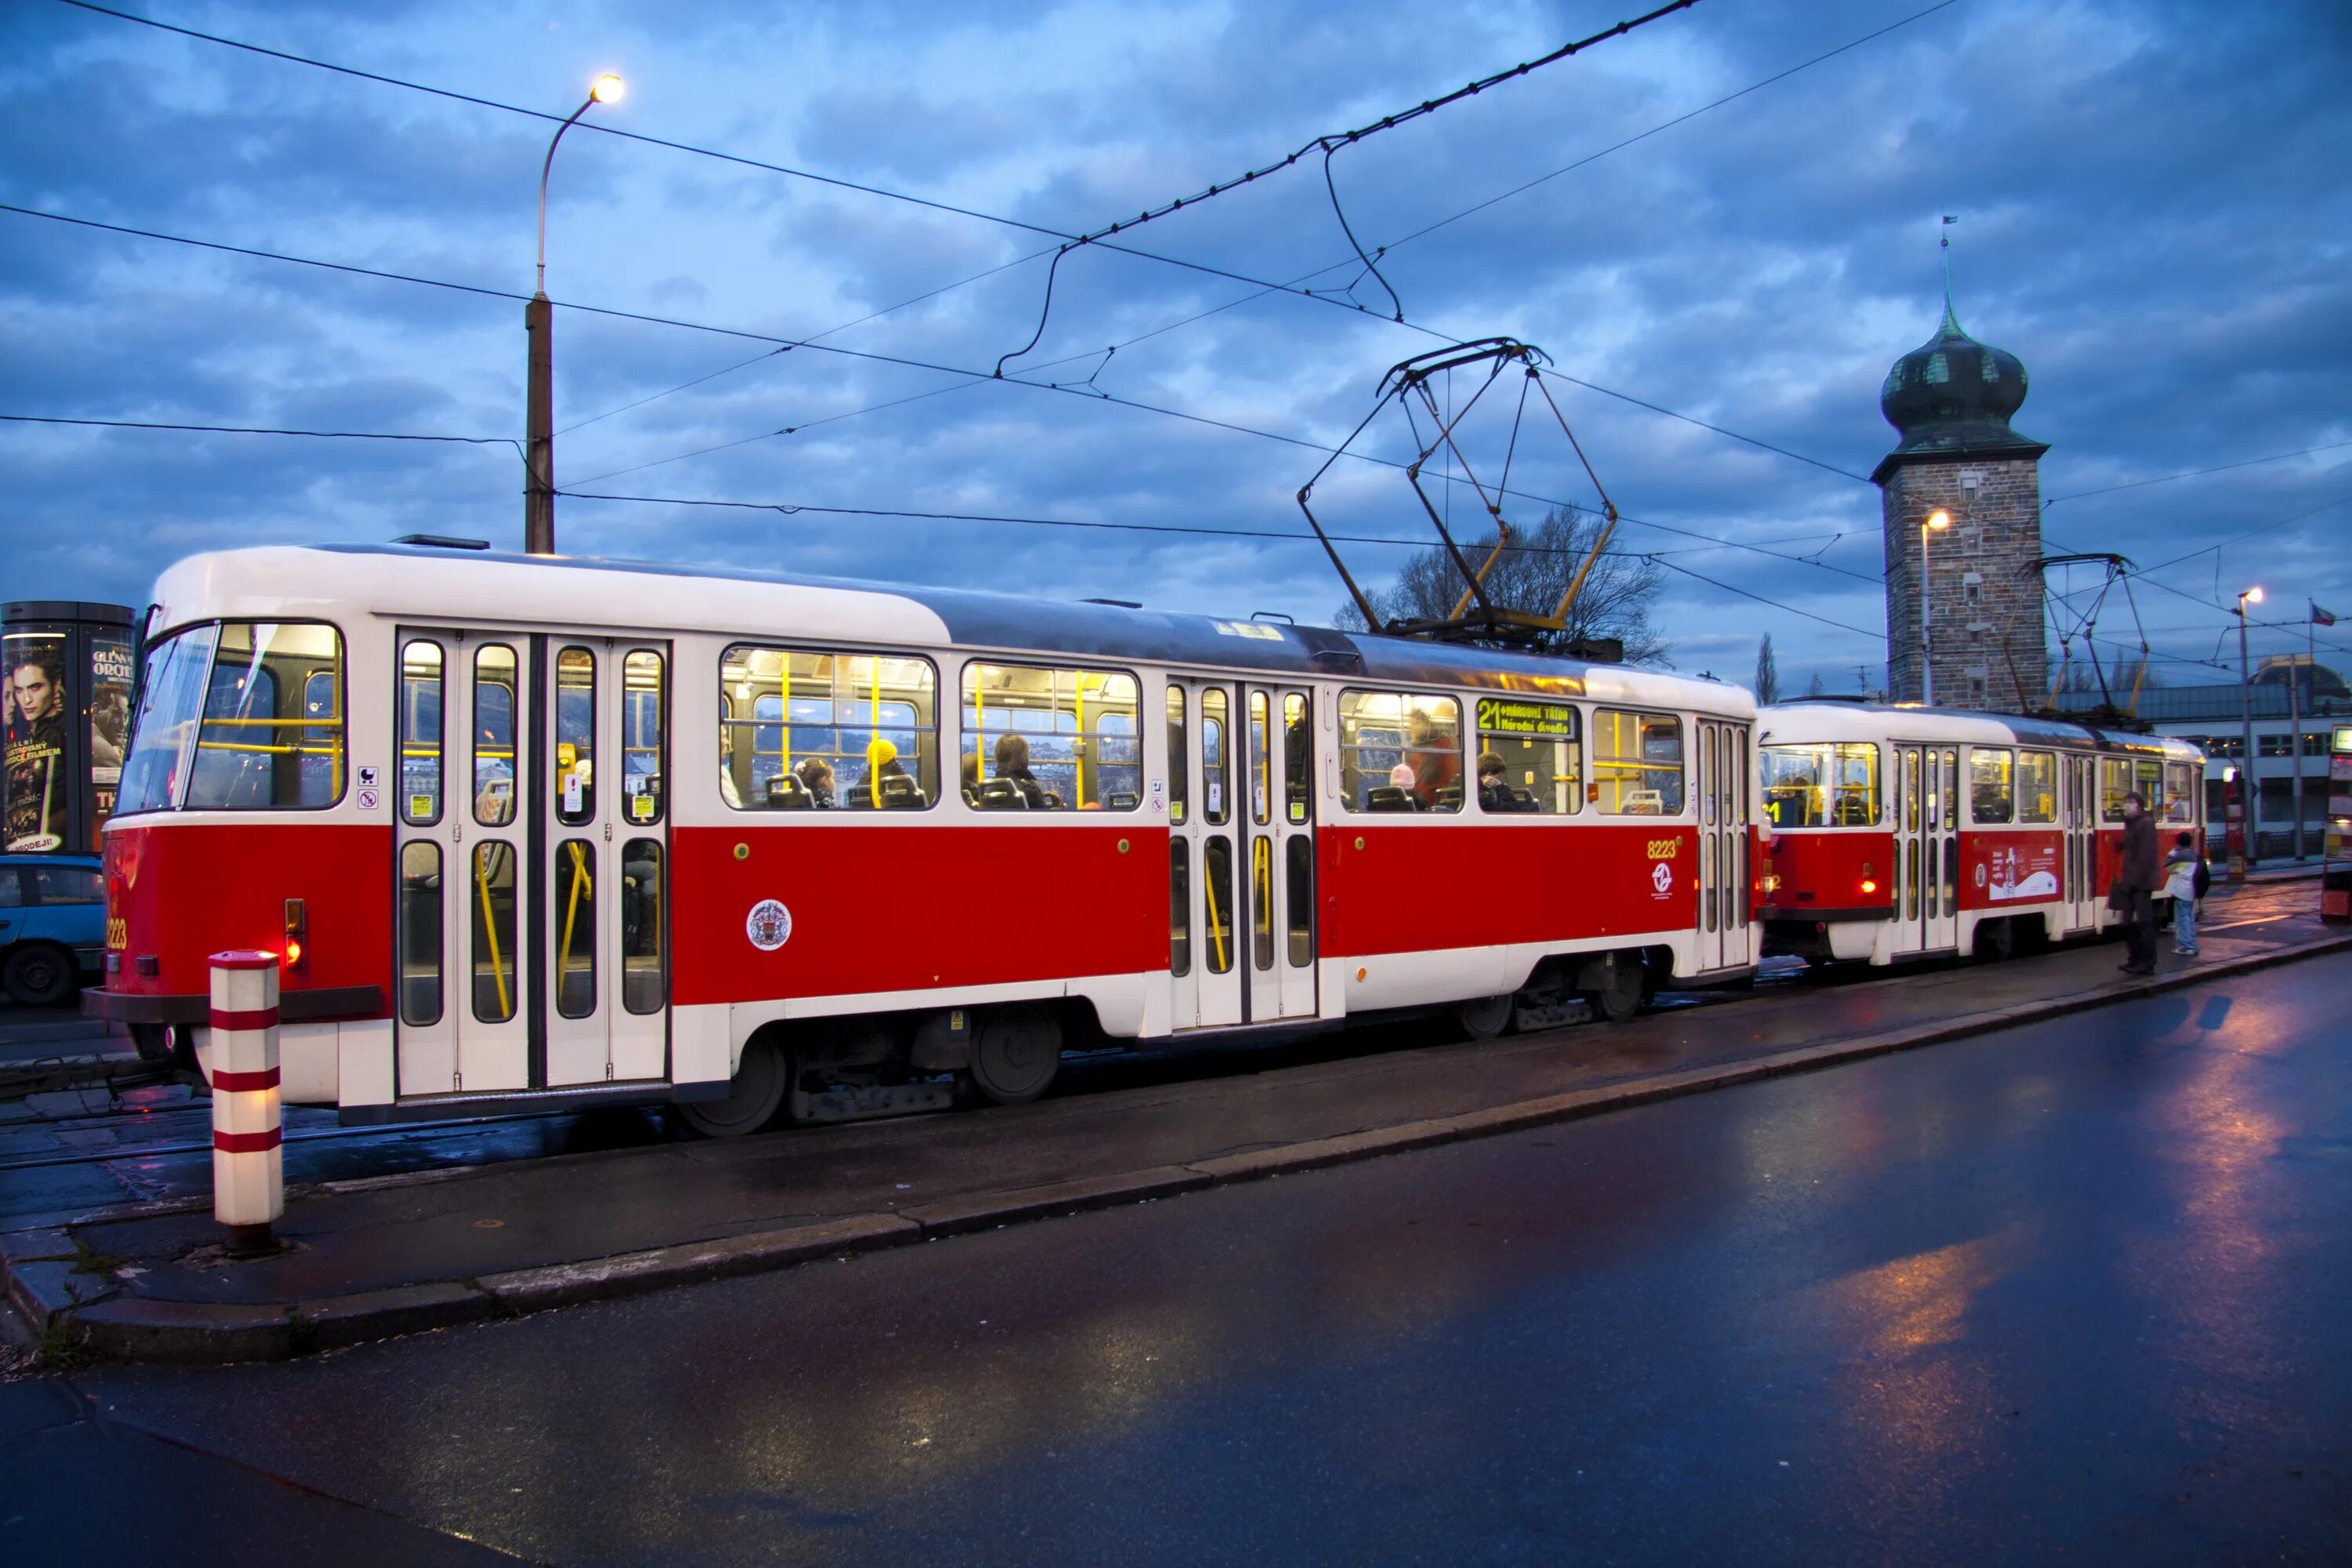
top-left (9, 950), bottom-right (2351, 1565)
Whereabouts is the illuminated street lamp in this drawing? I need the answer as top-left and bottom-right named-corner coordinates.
top-left (1920, 509), bottom-right (1951, 705)
top-left (2237, 584), bottom-right (2264, 868)
top-left (525, 72), bottom-right (626, 556)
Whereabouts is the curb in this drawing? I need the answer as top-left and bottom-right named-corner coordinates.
top-left (15, 930), bottom-right (2351, 1363)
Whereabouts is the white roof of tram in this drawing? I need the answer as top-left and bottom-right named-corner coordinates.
top-left (1758, 699), bottom-right (2204, 760)
top-left (148, 543), bottom-right (1754, 715)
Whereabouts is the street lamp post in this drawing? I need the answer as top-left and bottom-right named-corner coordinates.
top-left (525, 72), bottom-right (625, 557)
top-left (1920, 509), bottom-right (1951, 705)
top-left (2237, 584), bottom-right (2264, 871)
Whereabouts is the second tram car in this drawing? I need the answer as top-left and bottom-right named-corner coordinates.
top-left (86, 544), bottom-right (1764, 1134)
top-left (1755, 699), bottom-right (2205, 965)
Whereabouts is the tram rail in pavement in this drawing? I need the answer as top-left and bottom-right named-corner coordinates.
top-left (5, 883), bottom-right (2346, 1364)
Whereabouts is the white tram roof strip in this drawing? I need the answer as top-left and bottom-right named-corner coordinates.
top-left (148, 543), bottom-right (1754, 716)
top-left (1757, 699), bottom-right (2205, 761)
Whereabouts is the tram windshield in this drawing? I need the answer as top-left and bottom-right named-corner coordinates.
top-left (115, 622), bottom-right (346, 815)
top-left (1760, 743), bottom-right (1878, 828)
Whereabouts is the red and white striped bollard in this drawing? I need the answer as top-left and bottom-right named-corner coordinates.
top-left (209, 949), bottom-right (284, 1256)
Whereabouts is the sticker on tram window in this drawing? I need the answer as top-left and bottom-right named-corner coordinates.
top-left (1476, 698), bottom-right (1578, 738)
top-left (357, 765), bottom-right (382, 789)
top-left (746, 898), bottom-right (793, 951)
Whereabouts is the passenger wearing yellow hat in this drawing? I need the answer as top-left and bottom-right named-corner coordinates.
top-left (856, 736), bottom-right (909, 808)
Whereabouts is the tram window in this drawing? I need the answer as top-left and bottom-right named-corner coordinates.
top-left (1969, 747), bottom-right (2014, 824)
top-left (1202, 689), bottom-right (1229, 825)
top-left (1283, 693), bottom-right (1312, 824)
top-left (962, 662), bottom-right (1141, 811)
top-left (1940, 749), bottom-right (1958, 831)
top-left (400, 641), bottom-right (444, 826)
top-left (1760, 743), bottom-right (1876, 828)
top-left (1475, 697), bottom-right (1579, 815)
top-left (622, 840), bottom-right (666, 1014)
top-left (2162, 762), bottom-right (2195, 823)
top-left (555, 648), bottom-right (597, 826)
top-left (555, 839), bottom-right (596, 1018)
top-left (1592, 709), bottom-right (1682, 815)
top-left (115, 623), bottom-right (220, 815)
top-left (1169, 840), bottom-right (1191, 977)
top-left (2100, 757), bottom-right (2129, 822)
top-left (2135, 758), bottom-right (2164, 818)
top-left (1287, 836), bottom-right (1314, 967)
top-left (622, 651), bottom-right (665, 826)
top-left (2016, 750), bottom-right (2057, 824)
top-left (471, 840), bottom-right (517, 1024)
top-left (474, 645), bottom-right (518, 827)
top-left (397, 842), bottom-right (442, 1027)
top-left (720, 644), bottom-right (939, 811)
top-left (1339, 691), bottom-right (1462, 813)
top-left (1167, 687), bottom-right (1188, 826)
top-left (1251, 835), bottom-right (1275, 970)
top-left (181, 622), bottom-right (346, 811)
top-left (1249, 692), bottom-right (1272, 826)
top-left (1203, 836), bottom-right (1235, 974)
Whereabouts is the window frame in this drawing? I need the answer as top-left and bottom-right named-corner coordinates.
top-left (1969, 746), bottom-right (2015, 826)
top-left (717, 644), bottom-right (944, 813)
top-left (1473, 695), bottom-right (1582, 818)
top-left (2016, 749), bottom-right (2057, 825)
top-left (125, 619), bottom-right (349, 815)
top-left (1591, 707), bottom-right (1685, 817)
top-left (1338, 688), bottom-right (1465, 815)
top-left (960, 658), bottom-right (1145, 814)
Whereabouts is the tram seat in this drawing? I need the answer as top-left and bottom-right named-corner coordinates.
top-left (1832, 793), bottom-right (1873, 826)
top-left (878, 774), bottom-right (926, 810)
top-left (1365, 785), bottom-right (1416, 812)
top-left (1436, 784), bottom-right (1464, 811)
top-left (766, 774), bottom-right (815, 810)
top-left (1106, 790), bottom-right (1140, 810)
top-left (972, 778), bottom-right (1024, 811)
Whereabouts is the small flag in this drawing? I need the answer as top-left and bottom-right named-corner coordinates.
top-left (1942, 214), bottom-right (1958, 224)
top-left (2315, 601), bottom-right (2339, 627)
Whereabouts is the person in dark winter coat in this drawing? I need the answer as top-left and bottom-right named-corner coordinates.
top-left (2113, 790), bottom-right (2161, 975)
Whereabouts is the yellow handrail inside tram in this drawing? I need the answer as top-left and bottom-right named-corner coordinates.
top-left (477, 848), bottom-right (510, 1018)
top-left (1254, 836), bottom-right (1272, 938)
top-left (1204, 846), bottom-right (1229, 972)
top-left (557, 842), bottom-right (591, 987)
top-left (869, 657), bottom-right (883, 809)
top-left (781, 659), bottom-right (792, 773)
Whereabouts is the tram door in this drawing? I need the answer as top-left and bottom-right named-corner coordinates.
top-left (1892, 743), bottom-right (1961, 956)
top-left (2060, 753), bottom-right (2099, 933)
top-left (1241, 686), bottom-right (1318, 1022)
top-left (393, 631), bottom-right (671, 1101)
top-left (1167, 679), bottom-right (1242, 1031)
top-left (1695, 720), bottom-right (1753, 971)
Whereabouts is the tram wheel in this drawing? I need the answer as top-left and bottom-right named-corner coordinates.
top-left (1584, 956), bottom-right (1645, 1024)
top-left (2, 943), bottom-right (74, 1007)
top-left (677, 1036), bottom-right (789, 1138)
top-left (1972, 917), bottom-right (2016, 963)
top-left (968, 1007), bottom-right (1062, 1105)
top-left (1455, 994), bottom-right (1515, 1039)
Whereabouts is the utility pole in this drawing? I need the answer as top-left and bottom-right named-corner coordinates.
top-left (525, 74), bottom-right (625, 555)
top-left (2237, 585), bottom-right (2264, 873)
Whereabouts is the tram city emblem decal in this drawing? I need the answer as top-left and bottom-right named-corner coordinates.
top-left (746, 898), bottom-right (793, 952)
top-left (1650, 860), bottom-right (1673, 897)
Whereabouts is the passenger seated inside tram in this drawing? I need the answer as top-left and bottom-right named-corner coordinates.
top-left (1365, 760), bottom-right (1419, 812)
top-left (993, 733), bottom-right (1062, 809)
top-left (1475, 752), bottom-right (1535, 813)
top-left (960, 753), bottom-right (982, 806)
top-left (848, 738), bottom-right (922, 809)
top-left (795, 757), bottom-right (837, 808)
top-left (1405, 710), bottom-right (1459, 808)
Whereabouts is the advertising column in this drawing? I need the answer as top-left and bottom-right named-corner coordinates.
top-left (2, 601), bottom-right (138, 854)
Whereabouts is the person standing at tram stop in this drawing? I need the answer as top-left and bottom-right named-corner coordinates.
top-left (2111, 789), bottom-right (2162, 975)
top-left (1404, 708), bottom-right (1459, 808)
top-left (2163, 831), bottom-right (2205, 958)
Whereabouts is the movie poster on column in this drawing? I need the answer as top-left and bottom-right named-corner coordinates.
top-left (89, 630), bottom-right (134, 844)
top-left (4, 630), bottom-right (71, 851)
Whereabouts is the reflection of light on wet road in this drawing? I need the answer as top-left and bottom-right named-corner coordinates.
top-left (1817, 1229), bottom-right (2013, 1521)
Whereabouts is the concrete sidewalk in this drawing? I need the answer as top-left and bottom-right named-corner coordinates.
top-left (8, 898), bottom-right (2347, 1364)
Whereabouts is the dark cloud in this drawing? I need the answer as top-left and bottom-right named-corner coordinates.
top-left (4, 0), bottom-right (2348, 695)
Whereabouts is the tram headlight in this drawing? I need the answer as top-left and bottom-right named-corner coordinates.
top-left (283, 898), bottom-right (308, 971)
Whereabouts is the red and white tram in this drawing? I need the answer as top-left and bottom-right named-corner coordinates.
top-left (88, 543), bottom-right (1762, 1134)
top-left (1755, 699), bottom-right (2205, 966)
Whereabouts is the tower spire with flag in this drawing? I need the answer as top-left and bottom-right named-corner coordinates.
top-left (1941, 214), bottom-right (1960, 328)
top-left (2314, 601), bottom-right (2339, 627)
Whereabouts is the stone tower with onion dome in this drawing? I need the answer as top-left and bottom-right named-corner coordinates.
top-left (1874, 267), bottom-right (2049, 711)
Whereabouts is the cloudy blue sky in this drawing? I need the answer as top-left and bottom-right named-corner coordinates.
top-left (4, 0), bottom-right (2347, 694)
